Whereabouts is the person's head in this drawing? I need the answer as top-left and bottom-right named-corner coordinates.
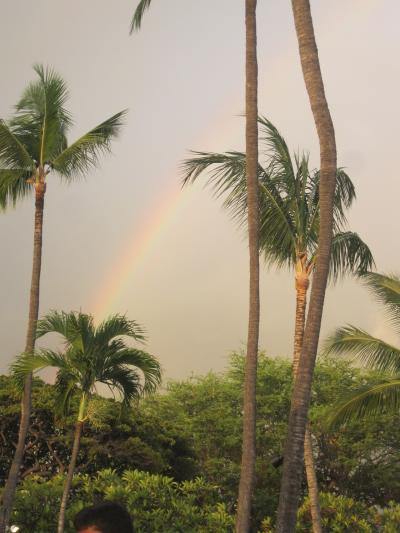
top-left (74, 501), bottom-right (134, 533)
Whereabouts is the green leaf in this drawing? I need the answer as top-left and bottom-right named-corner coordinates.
top-left (51, 110), bottom-right (127, 179)
top-left (10, 64), bottom-right (71, 164)
top-left (361, 272), bottom-right (400, 333)
top-left (130, 0), bottom-right (153, 33)
top-left (0, 120), bottom-right (33, 169)
top-left (328, 378), bottom-right (400, 426)
top-left (0, 168), bottom-right (33, 209)
top-left (323, 325), bottom-right (400, 375)
top-left (328, 231), bottom-right (375, 282)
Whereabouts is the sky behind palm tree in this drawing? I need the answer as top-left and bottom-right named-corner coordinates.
top-left (0, 0), bottom-right (398, 379)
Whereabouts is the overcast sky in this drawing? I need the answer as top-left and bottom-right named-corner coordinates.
top-left (1, 0), bottom-right (399, 380)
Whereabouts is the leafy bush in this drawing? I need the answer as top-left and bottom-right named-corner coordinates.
top-left (260, 494), bottom-right (400, 533)
top-left (297, 492), bottom-right (375, 532)
top-left (12, 469), bottom-right (234, 533)
top-left (377, 501), bottom-right (400, 532)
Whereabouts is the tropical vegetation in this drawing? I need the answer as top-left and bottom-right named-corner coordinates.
top-left (183, 115), bottom-right (374, 532)
top-left (2, 354), bottom-right (400, 531)
top-left (0, 65), bottom-right (125, 532)
top-left (0, 1), bottom-right (396, 531)
top-left (11, 311), bottom-right (161, 533)
top-left (324, 272), bottom-right (400, 424)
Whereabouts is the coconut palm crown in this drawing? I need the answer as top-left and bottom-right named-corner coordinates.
top-left (324, 272), bottom-right (400, 425)
top-left (183, 117), bottom-right (373, 284)
top-left (0, 64), bottom-right (126, 208)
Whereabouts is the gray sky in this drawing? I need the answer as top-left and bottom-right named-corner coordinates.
top-left (1, 0), bottom-right (399, 380)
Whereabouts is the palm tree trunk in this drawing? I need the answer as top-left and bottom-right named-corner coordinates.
top-left (276, 1), bottom-right (337, 531)
top-left (293, 273), bottom-right (323, 533)
top-left (304, 426), bottom-right (322, 533)
top-left (292, 273), bottom-right (309, 377)
top-left (0, 182), bottom-right (46, 533)
top-left (57, 420), bottom-right (83, 533)
top-left (236, 1), bottom-right (259, 531)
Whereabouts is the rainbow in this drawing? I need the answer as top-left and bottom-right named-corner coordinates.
top-left (90, 0), bottom-right (379, 323)
top-left (91, 97), bottom-right (240, 321)
top-left (91, 180), bottom-right (189, 321)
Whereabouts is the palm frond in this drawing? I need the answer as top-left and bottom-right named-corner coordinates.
top-left (323, 325), bottom-right (400, 375)
top-left (0, 120), bottom-right (33, 169)
top-left (335, 168), bottom-right (356, 210)
top-left (307, 168), bottom-right (356, 237)
top-left (294, 152), bottom-right (312, 242)
top-left (36, 310), bottom-right (91, 352)
top-left (328, 378), bottom-right (400, 427)
top-left (182, 150), bottom-right (250, 226)
top-left (10, 64), bottom-right (71, 164)
top-left (15, 65), bottom-right (70, 123)
top-left (103, 348), bottom-right (162, 394)
top-left (100, 365), bottom-right (142, 404)
top-left (328, 231), bottom-right (375, 282)
top-left (182, 149), bottom-right (296, 265)
top-left (11, 349), bottom-right (70, 380)
top-left (361, 272), bottom-right (400, 333)
top-left (51, 110), bottom-right (127, 179)
top-left (130, 0), bottom-right (153, 33)
top-left (0, 168), bottom-right (33, 209)
top-left (95, 314), bottom-right (146, 345)
top-left (182, 150), bottom-right (247, 196)
top-left (258, 116), bottom-right (295, 192)
top-left (53, 369), bottom-right (79, 416)
top-left (258, 179), bottom-right (296, 268)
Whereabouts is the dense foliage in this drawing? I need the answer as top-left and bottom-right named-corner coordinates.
top-left (261, 493), bottom-right (400, 532)
top-left (2, 353), bottom-right (400, 530)
top-left (0, 376), bottom-right (196, 484)
top-left (12, 469), bottom-right (234, 533)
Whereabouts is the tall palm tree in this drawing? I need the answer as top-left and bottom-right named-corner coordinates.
top-left (183, 117), bottom-right (373, 532)
top-left (324, 273), bottom-right (400, 425)
top-left (11, 311), bottom-right (162, 533)
top-left (131, 3), bottom-right (260, 530)
top-left (276, 1), bottom-right (337, 531)
top-left (0, 65), bottom-right (126, 532)
top-left (235, 2), bottom-right (259, 531)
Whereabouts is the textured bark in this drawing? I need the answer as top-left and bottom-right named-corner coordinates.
top-left (292, 261), bottom-right (309, 377)
top-left (0, 181), bottom-right (46, 533)
top-left (293, 263), bottom-right (323, 533)
top-left (235, 0), bottom-right (259, 531)
top-left (57, 421), bottom-right (83, 533)
top-left (276, 1), bottom-right (337, 531)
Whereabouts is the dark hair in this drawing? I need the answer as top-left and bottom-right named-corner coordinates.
top-left (74, 501), bottom-right (134, 533)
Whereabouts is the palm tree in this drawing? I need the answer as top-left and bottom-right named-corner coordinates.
top-left (324, 273), bottom-right (400, 425)
top-left (235, 2), bottom-right (259, 531)
top-left (11, 311), bottom-right (161, 533)
top-left (183, 117), bottom-right (373, 532)
top-left (276, 1), bottom-right (338, 531)
top-left (131, 3), bottom-right (260, 530)
top-left (0, 65), bottom-right (126, 532)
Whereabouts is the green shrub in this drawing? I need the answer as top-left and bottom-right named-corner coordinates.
top-left (297, 492), bottom-right (375, 532)
top-left (378, 501), bottom-right (400, 532)
top-left (12, 469), bottom-right (234, 533)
